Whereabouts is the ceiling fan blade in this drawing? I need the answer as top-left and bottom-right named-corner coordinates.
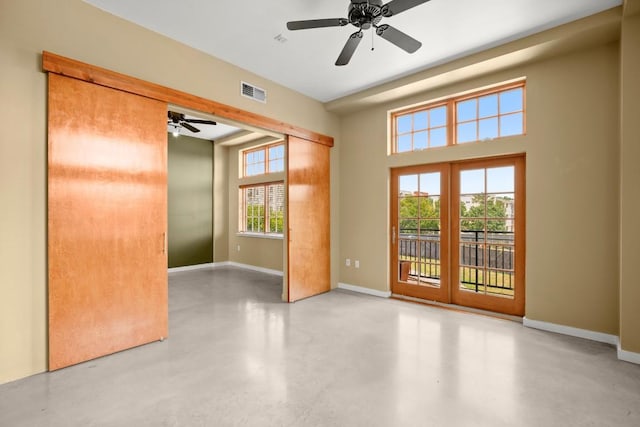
top-left (335, 31), bottom-right (363, 66)
top-left (382, 0), bottom-right (431, 17)
top-left (184, 118), bottom-right (217, 125)
top-left (287, 18), bottom-right (349, 30)
top-left (180, 122), bottom-right (200, 133)
top-left (376, 24), bottom-right (421, 53)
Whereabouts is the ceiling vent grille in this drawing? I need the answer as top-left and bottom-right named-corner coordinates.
top-left (241, 81), bottom-right (267, 103)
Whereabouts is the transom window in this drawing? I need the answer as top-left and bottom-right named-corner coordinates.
top-left (243, 143), bottom-right (285, 177)
top-left (456, 87), bottom-right (524, 144)
top-left (392, 82), bottom-right (525, 153)
top-left (240, 182), bottom-right (284, 235)
top-left (396, 104), bottom-right (447, 153)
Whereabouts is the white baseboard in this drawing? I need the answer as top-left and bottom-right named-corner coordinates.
top-left (168, 263), bottom-right (215, 273)
top-left (523, 317), bottom-right (619, 345)
top-left (168, 261), bottom-right (283, 277)
top-left (618, 344), bottom-right (640, 364)
top-left (226, 261), bottom-right (284, 277)
top-left (337, 282), bottom-right (391, 298)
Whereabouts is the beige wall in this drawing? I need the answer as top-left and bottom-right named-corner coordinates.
top-left (226, 142), bottom-right (285, 272)
top-left (620, 10), bottom-right (640, 353)
top-left (0, 0), bottom-right (339, 384)
top-left (339, 41), bottom-right (620, 335)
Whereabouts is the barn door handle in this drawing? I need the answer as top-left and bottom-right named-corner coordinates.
top-left (162, 232), bottom-right (166, 254)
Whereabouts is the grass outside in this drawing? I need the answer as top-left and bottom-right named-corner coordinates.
top-left (399, 256), bottom-right (515, 298)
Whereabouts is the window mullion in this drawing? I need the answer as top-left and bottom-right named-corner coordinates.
top-left (264, 184), bottom-right (269, 233)
top-left (448, 99), bottom-right (455, 146)
top-left (264, 148), bottom-right (269, 174)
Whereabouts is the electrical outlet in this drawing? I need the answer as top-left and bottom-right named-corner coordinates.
top-left (355, 260), bottom-right (360, 269)
top-left (346, 258), bottom-right (351, 267)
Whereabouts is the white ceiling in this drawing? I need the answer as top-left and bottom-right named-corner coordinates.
top-left (84, 0), bottom-right (622, 102)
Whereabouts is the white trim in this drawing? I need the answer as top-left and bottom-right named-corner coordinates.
top-left (236, 232), bottom-right (283, 240)
top-left (618, 344), bottom-right (640, 365)
top-left (337, 282), bottom-right (391, 298)
top-left (523, 317), bottom-right (619, 345)
top-left (168, 261), bottom-right (283, 276)
top-left (168, 263), bottom-right (215, 274)
top-left (226, 261), bottom-right (283, 277)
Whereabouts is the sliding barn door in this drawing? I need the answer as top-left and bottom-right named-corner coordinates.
top-left (48, 74), bottom-right (168, 370)
top-left (287, 136), bottom-right (331, 302)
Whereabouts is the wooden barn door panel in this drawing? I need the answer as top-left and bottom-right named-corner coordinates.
top-left (287, 136), bottom-right (331, 302)
top-left (48, 74), bottom-right (168, 370)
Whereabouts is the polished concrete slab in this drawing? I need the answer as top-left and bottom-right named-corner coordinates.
top-left (1, 266), bottom-right (639, 426)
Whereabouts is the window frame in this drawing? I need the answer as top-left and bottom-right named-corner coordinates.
top-left (239, 180), bottom-right (285, 236)
top-left (242, 142), bottom-right (285, 177)
top-left (391, 81), bottom-right (526, 154)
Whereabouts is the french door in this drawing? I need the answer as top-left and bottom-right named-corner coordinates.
top-left (391, 164), bottom-right (450, 302)
top-left (391, 155), bottom-right (525, 316)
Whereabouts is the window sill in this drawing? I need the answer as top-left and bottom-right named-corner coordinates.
top-left (236, 232), bottom-right (284, 240)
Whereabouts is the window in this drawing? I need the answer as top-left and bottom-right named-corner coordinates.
top-left (396, 104), bottom-right (447, 153)
top-left (456, 86), bottom-right (524, 144)
top-left (243, 143), bottom-right (284, 177)
top-left (240, 182), bottom-right (284, 235)
top-left (392, 82), bottom-right (525, 153)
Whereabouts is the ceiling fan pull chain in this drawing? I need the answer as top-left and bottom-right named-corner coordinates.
top-left (371, 28), bottom-right (375, 51)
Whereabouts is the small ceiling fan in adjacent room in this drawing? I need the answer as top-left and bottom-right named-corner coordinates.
top-left (286, 0), bottom-right (431, 66)
top-left (167, 111), bottom-right (217, 136)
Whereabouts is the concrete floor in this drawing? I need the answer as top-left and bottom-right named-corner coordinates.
top-left (1, 266), bottom-right (640, 426)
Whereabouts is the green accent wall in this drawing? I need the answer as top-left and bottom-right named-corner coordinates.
top-left (168, 134), bottom-right (213, 268)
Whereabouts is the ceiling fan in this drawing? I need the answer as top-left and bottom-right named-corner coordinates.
top-left (287, 0), bottom-right (431, 66)
top-left (167, 111), bottom-right (216, 134)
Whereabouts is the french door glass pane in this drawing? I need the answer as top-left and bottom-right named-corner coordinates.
top-left (399, 174), bottom-right (418, 193)
top-left (419, 172), bottom-right (440, 195)
top-left (487, 166), bottom-right (514, 193)
top-left (460, 169), bottom-right (484, 193)
top-left (398, 172), bottom-right (441, 287)
top-left (458, 166), bottom-right (516, 299)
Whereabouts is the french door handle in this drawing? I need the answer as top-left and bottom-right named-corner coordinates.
top-left (392, 226), bottom-right (396, 245)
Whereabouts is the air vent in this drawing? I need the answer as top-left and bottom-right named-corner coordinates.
top-left (241, 81), bottom-right (267, 103)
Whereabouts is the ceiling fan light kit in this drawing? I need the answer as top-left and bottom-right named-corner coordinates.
top-left (286, 0), bottom-right (431, 65)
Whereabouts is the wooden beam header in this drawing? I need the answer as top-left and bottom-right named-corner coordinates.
top-left (42, 51), bottom-right (334, 147)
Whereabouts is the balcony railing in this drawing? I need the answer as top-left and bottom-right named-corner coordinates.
top-left (398, 229), bottom-right (514, 293)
